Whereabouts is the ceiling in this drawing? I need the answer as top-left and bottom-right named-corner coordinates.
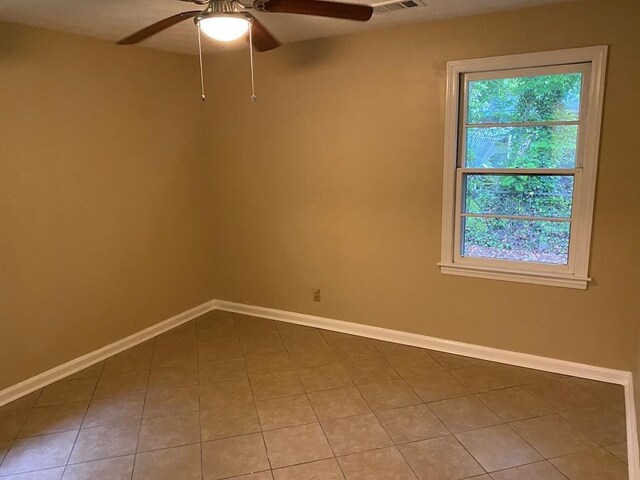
top-left (0, 0), bottom-right (571, 55)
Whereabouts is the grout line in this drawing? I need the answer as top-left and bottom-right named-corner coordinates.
top-left (234, 312), bottom-right (275, 477)
top-left (271, 317), bottom-right (346, 479)
top-left (195, 315), bottom-right (205, 480)
top-left (128, 338), bottom-right (156, 480)
top-left (60, 372), bottom-right (101, 479)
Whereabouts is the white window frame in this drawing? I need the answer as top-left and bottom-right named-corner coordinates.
top-left (439, 46), bottom-right (608, 289)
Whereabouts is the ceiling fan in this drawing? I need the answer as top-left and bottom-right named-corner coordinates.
top-left (118, 0), bottom-right (373, 51)
top-left (118, 0), bottom-right (374, 101)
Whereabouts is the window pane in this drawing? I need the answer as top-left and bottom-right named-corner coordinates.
top-left (467, 72), bottom-right (582, 124)
top-left (462, 217), bottom-right (570, 264)
top-left (465, 175), bottom-right (574, 218)
top-left (465, 125), bottom-right (578, 168)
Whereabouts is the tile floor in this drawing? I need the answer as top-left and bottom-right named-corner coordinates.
top-left (0, 310), bottom-right (629, 479)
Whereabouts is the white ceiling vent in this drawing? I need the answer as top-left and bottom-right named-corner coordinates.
top-left (373, 0), bottom-right (429, 14)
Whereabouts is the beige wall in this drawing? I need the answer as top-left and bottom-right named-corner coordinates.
top-left (204, 0), bottom-right (640, 371)
top-left (0, 23), bottom-right (213, 390)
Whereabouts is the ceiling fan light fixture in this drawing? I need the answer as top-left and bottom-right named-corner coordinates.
top-left (198, 14), bottom-right (250, 42)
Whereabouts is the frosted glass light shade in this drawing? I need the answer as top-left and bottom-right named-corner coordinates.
top-left (199, 16), bottom-right (250, 42)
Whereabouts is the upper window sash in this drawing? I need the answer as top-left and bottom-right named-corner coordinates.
top-left (458, 63), bottom-right (591, 171)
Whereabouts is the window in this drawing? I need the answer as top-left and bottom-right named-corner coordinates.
top-left (439, 47), bottom-right (607, 289)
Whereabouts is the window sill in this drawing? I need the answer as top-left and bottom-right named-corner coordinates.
top-left (438, 262), bottom-right (590, 289)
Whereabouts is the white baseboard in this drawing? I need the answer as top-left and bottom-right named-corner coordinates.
top-left (216, 299), bottom-right (639, 480)
top-left (0, 299), bottom-right (218, 408)
top-left (0, 297), bottom-right (637, 479)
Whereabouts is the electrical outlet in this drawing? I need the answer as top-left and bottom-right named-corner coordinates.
top-left (312, 288), bottom-right (321, 302)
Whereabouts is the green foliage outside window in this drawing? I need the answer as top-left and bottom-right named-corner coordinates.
top-left (462, 73), bottom-right (582, 264)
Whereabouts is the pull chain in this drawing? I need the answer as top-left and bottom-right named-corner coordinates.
top-left (248, 23), bottom-right (257, 102)
top-left (197, 22), bottom-right (206, 102)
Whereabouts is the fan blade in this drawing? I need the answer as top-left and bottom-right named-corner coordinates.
top-left (258, 0), bottom-right (373, 21)
top-left (248, 15), bottom-right (281, 51)
top-left (118, 11), bottom-right (201, 45)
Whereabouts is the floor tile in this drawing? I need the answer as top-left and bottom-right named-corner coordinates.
top-left (343, 357), bottom-right (399, 385)
top-left (429, 396), bottom-right (501, 433)
top-left (565, 378), bottom-right (626, 412)
top-left (147, 364), bottom-right (198, 391)
top-left (428, 352), bottom-right (488, 371)
top-left (559, 405), bottom-right (626, 446)
top-left (132, 443), bottom-right (201, 480)
top-left (18, 402), bottom-right (88, 438)
top-left (199, 358), bottom-right (247, 383)
top-left (240, 334), bottom-right (286, 357)
top-left (36, 379), bottom-right (97, 407)
top-left (385, 352), bottom-right (443, 377)
top-left (62, 455), bottom-right (135, 480)
top-left (288, 345), bottom-right (336, 368)
top-left (238, 326), bottom-right (281, 343)
top-left (102, 343), bottom-right (153, 376)
top-left (256, 394), bottom-right (317, 431)
top-left (308, 386), bottom-right (371, 420)
top-left (263, 423), bottom-right (333, 468)
top-left (0, 467), bottom-right (65, 479)
top-left (489, 461), bottom-right (568, 480)
top-left (523, 379), bottom-right (598, 411)
top-left (198, 341), bottom-right (243, 364)
top-left (201, 402), bottom-right (261, 441)
top-left (321, 413), bottom-right (393, 456)
top-left (405, 371), bottom-right (470, 403)
top-left (372, 340), bottom-right (422, 357)
top-left (0, 431), bottom-right (77, 476)
top-left (398, 435), bottom-right (484, 480)
top-left (69, 419), bottom-right (139, 463)
top-left (155, 328), bottom-right (196, 351)
top-left (273, 458), bottom-right (344, 479)
top-left (249, 372), bottom-right (304, 401)
top-left (143, 385), bottom-right (199, 419)
top-left (281, 330), bottom-right (328, 351)
top-left (337, 446), bottom-right (417, 479)
top-left (197, 328), bottom-right (238, 347)
top-left (196, 309), bottom-right (235, 329)
top-left (456, 424), bottom-right (542, 471)
top-left (93, 371), bottom-right (148, 399)
top-left (64, 363), bottom-right (104, 381)
top-left (358, 379), bottom-right (421, 411)
top-left (331, 341), bottom-right (381, 362)
top-left (0, 392), bottom-right (41, 412)
top-left (202, 432), bottom-right (270, 479)
top-left (0, 410), bottom-right (30, 442)
top-left (137, 411), bottom-right (200, 452)
top-left (200, 378), bottom-right (254, 410)
top-left (377, 404), bottom-right (449, 444)
top-left (298, 364), bottom-right (353, 392)
top-left (1, 440), bottom-right (11, 462)
top-left (476, 386), bottom-right (554, 422)
top-left (606, 442), bottom-right (628, 464)
top-left (83, 394), bottom-right (144, 428)
top-left (245, 352), bottom-right (296, 375)
top-left (550, 448), bottom-right (628, 480)
top-left (510, 414), bottom-right (598, 458)
top-left (274, 321), bottom-right (315, 335)
top-left (450, 365), bottom-right (533, 393)
top-left (151, 346), bottom-right (198, 369)
top-left (320, 331), bottom-right (366, 345)
top-left (235, 315), bottom-right (277, 334)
